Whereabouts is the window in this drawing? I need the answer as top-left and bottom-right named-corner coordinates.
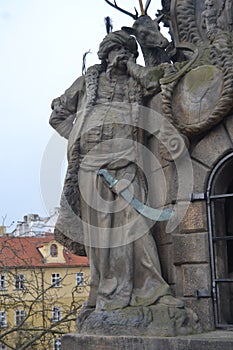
top-left (50, 244), bottom-right (58, 257)
top-left (51, 273), bottom-right (61, 288)
top-left (0, 275), bottom-right (6, 290)
top-left (207, 152), bottom-right (233, 327)
top-left (15, 274), bottom-right (25, 290)
top-left (54, 338), bottom-right (61, 350)
top-left (52, 307), bottom-right (62, 322)
top-left (76, 272), bottom-right (85, 287)
top-left (0, 311), bottom-right (7, 328)
top-left (15, 310), bottom-right (26, 326)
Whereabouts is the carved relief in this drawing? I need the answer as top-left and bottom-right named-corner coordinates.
top-left (158, 0), bottom-right (233, 151)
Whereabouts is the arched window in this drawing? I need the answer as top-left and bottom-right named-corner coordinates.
top-left (207, 152), bottom-right (233, 327)
top-left (50, 244), bottom-right (58, 257)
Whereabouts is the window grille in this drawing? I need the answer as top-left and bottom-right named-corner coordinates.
top-left (76, 272), bottom-right (85, 287)
top-left (0, 275), bottom-right (6, 290)
top-left (0, 311), bottom-right (7, 328)
top-left (51, 273), bottom-right (61, 288)
top-left (52, 306), bottom-right (62, 322)
top-left (54, 338), bottom-right (61, 350)
top-left (15, 310), bottom-right (26, 326)
top-left (50, 244), bottom-right (58, 257)
top-left (15, 274), bottom-right (25, 290)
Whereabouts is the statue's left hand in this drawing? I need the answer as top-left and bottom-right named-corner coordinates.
top-left (51, 97), bottom-right (70, 117)
top-left (126, 54), bottom-right (136, 72)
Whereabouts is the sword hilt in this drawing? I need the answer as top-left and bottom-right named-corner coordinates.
top-left (98, 169), bottom-right (119, 188)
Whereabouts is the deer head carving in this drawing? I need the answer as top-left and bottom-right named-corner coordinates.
top-left (122, 14), bottom-right (168, 49)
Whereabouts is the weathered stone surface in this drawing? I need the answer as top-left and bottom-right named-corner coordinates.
top-left (162, 164), bottom-right (178, 204)
top-left (153, 222), bottom-right (173, 245)
top-left (166, 201), bottom-right (193, 236)
top-left (182, 264), bottom-right (211, 297)
top-left (184, 299), bottom-right (215, 332)
top-left (173, 233), bottom-right (209, 265)
top-left (191, 159), bottom-right (210, 193)
top-left (149, 92), bottom-right (163, 115)
top-left (62, 331), bottom-right (233, 350)
top-left (173, 265), bottom-right (183, 297)
top-left (152, 157), bottom-right (194, 206)
top-left (148, 163), bottom-right (179, 207)
top-left (172, 65), bottom-right (223, 127)
top-left (191, 124), bottom-right (232, 167)
top-left (156, 243), bottom-right (175, 284)
top-left (76, 303), bottom-right (201, 337)
top-left (148, 135), bottom-right (170, 170)
top-left (180, 202), bottom-right (208, 233)
top-left (147, 168), bottom-right (168, 208)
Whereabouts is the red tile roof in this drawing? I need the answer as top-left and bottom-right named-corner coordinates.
top-left (0, 235), bottom-right (89, 268)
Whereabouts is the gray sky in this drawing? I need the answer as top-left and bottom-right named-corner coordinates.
top-left (0, 0), bottom-right (163, 227)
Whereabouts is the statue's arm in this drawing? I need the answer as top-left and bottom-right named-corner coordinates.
top-left (127, 60), bottom-right (165, 96)
top-left (49, 76), bottom-right (85, 139)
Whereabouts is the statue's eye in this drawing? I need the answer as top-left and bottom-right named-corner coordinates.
top-left (141, 29), bottom-right (150, 38)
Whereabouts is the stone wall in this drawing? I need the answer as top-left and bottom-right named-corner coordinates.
top-left (148, 113), bottom-right (233, 331)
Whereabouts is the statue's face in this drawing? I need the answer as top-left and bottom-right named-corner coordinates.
top-left (108, 46), bottom-right (132, 66)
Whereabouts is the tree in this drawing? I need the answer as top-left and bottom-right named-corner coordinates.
top-left (0, 235), bottom-right (89, 350)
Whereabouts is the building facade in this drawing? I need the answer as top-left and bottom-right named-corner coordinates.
top-left (0, 234), bottom-right (89, 349)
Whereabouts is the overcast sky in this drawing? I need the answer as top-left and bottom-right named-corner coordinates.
top-left (0, 0), bottom-right (163, 228)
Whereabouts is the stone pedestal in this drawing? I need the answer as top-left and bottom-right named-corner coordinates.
top-left (62, 331), bottom-right (233, 350)
top-left (75, 302), bottom-right (201, 337)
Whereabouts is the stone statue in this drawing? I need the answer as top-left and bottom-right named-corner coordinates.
top-left (49, 30), bottom-right (200, 336)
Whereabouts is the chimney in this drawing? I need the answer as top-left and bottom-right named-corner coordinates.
top-left (0, 226), bottom-right (7, 235)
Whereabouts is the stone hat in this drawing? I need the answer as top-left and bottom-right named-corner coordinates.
top-left (98, 30), bottom-right (138, 60)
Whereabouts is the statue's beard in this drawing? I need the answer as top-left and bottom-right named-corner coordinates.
top-left (106, 54), bottom-right (129, 78)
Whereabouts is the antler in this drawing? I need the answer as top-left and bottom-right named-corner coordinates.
top-left (144, 0), bottom-right (151, 14)
top-left (104, 0), bottom-right (139, 20)
top-left (139, 0), bottom-right (145, 15)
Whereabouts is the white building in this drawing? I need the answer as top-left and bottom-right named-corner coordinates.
top-left (12, 208), bottom-right (59, 237)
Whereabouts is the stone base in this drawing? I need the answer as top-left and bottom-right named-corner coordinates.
top-left (76, 302), bottom-right (201, 337)
top-left (62, 331), bottom-right (233, 350)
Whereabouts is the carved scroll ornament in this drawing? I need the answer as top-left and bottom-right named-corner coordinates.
top-left (158, 0), bottom-right (233, 155)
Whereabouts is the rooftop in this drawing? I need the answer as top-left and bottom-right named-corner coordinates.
top-left (0, 234), bottom-right (89, 268)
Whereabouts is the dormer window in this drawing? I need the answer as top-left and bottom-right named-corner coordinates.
top-left (50, 244), bottom-right (58, 257)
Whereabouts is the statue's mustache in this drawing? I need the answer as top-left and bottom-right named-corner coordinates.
top-left (116, 53), bottom-right (130, 61)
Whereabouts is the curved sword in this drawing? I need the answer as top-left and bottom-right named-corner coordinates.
top-left (98, 169), bottom-right (173, 221)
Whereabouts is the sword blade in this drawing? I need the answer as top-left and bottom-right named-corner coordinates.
top-left (98, 169), bottom-right (173, 222)
top-left (120, 188), bottom-right (173, 221)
